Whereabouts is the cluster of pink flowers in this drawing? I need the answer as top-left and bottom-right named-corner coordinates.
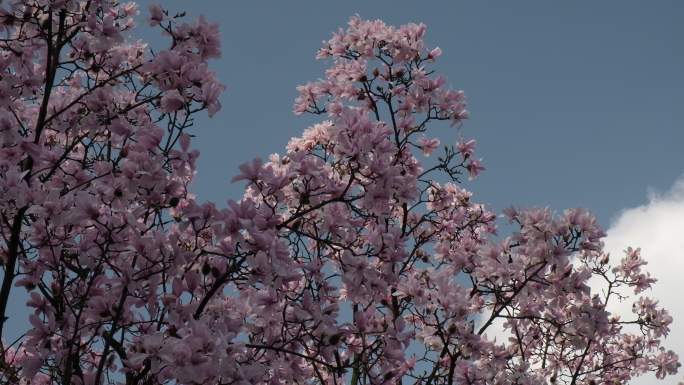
top-left (0, 3), bottom-right (679, 385)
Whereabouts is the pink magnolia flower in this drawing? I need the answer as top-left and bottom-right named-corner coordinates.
top-left (428, 46), bottom-right (443, 60)
top-left (457, 138), bottom-right (477, 157)
top-left (161, 90), bottom-right (186, 112)
top-left (231, 157), bottom-right (263, 183)
top-left (418, 136), bottom-right (441, 156)
top-left (466, 158), bottom-right (485, 179)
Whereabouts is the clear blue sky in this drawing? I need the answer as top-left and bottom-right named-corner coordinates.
top-left (137, 0), bottom-right (683, 227)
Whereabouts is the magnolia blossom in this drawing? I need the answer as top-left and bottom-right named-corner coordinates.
top-left (418, 136), bottom-right (441, 156)
top-left (0, 4), bottom-right (678, 385)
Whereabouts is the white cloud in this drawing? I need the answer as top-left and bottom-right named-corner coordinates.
top-left (603, 176), bottom-right (684, 385)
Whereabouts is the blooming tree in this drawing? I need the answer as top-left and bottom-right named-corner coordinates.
top-left (0, 2), bottom-right (679, 385)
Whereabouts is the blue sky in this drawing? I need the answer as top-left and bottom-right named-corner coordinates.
top-left (137, 0), bottom-right (683, 227)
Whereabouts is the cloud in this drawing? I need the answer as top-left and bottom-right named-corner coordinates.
top-left (603, 176), bottom-right (684, 385)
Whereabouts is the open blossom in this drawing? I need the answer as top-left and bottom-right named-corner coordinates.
top-left (466, 158), bottom-right (485, 179)
top-left (161, 89), bottom-right (186, 112)
top-left (231, 157), bottom-right (263, 182)
top-left (0, 6), bottom-right (677, 385)
top-left (418, 136), bottom-right (441, 156)
top-left (457, 138), bottom-right (477, 157)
